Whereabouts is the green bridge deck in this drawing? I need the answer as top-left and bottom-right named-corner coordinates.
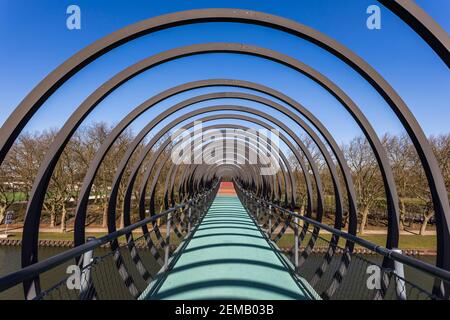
top-left (141, 195), bottom-right (318, 300)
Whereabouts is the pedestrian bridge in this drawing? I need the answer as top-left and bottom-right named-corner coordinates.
top-left (0, 4), bottom-right (449, 300)
top-left (141, 194), bottom-right (318, 300)
top-left (0, 182), bottom-right (448, 300)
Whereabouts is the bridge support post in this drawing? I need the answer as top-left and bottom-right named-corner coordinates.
top-left (188, 206), bottom-right (192, 234)
top-left (268, 205), bottom-right (272, 238)
top-left (164, 213), bottom-right (172, 270)
top-left (80, 237), bottom-right (96, 300)
top-left (294, 217), bottom-right (299, 271)
top-left (393, 248), bottom-right (407, 300)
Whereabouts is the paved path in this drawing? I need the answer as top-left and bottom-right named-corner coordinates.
top-left (142, 195), bottom-right (318, 300)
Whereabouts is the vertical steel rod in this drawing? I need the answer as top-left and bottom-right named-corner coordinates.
top-left (164, 213), bottom-right (172, 270)
top-left (294, 216), bottom-right (299, 271)
top-left (393, 248), bottom-right (407, 300)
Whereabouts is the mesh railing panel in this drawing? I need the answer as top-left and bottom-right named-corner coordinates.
top-left (237, 189), bottom-right (450, 301)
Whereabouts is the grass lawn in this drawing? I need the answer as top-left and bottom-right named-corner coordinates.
top-left (8, 232), bottom-right (107, 241)
top-left (7, 231), bottom-right (182, 246)
top-left (277, 233), bottom-right (436, 250)
top-left (5, 231), bottom-right (436, 251)
top-left (4, 192), bottom-right (27, 202)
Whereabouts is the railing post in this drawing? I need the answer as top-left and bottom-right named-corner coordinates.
top-left (393, 248), bottom-right (407, 300)
top-left (191, 200), bottom-right (196, 227)
top-left (294, 216), bottom-right (299, 271)
top-left (268, 204), bottom-right (272, 237)
top-left (80, 237), bottom-right (95, 298)
top-left (188, 205), bottom-right (192, 234)
top-left (164, 212), bottom-right (172, 270)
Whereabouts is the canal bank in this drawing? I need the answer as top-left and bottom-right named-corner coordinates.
top-left (0, 237), bottom-right (438, 256)
top-left (0, 245), bottom-right (437, 300)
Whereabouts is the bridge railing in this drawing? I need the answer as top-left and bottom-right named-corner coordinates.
top-left (236, 186), bottom-right (450, 300)
top-left (0, 188), bottom-right (217, 300)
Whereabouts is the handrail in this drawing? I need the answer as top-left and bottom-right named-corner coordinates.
top-left (0, 201), bottom-right (192, 293)
top-left (238, 187), bottom-right (450, 284)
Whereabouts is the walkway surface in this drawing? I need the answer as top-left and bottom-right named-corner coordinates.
top-left (142, 194), bottom-right (317, 300)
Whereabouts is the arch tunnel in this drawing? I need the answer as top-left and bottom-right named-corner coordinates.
top-left (0, 2), bottom-right (449, 300)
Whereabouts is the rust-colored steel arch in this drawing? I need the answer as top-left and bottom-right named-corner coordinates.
top-left (101, 89), bottom-right (354, 289)
top-left (107, 108), bottom-right (319, 238)
top-left (0, 6), bottom-right (447, 298)
top-left (133, 121), bottom-right (291, 234)
top-left (77, 110), bottom-right (295, 298)
top-left (163, 125), bottom-right (295, 210)
top-left (117, 109), bottom-right (310, 234)
top-left (171, 138), bottom-right (294, 242)
top-left (111, 109), bottom-right (324, 295)
top-left (378, 0), bottom-right (450, 66)
top-left (1, 10), bottom-right (446, 251)
top-left (120, 126), bottom-right (282, 288)
top-left (18, 43), bottom-right (406, 289)
top-left (143, 128), bottom-right (291, 217)
top-left (72, 77), bottom-right (359, 250)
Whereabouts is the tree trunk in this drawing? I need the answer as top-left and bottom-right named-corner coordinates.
top-left (119, 211), bottom-right (124, 229)
top-left (359, 207), bottom-right (369, 235)
top-left (0, 206), bottom-right (6, 225)
top-left (420, 211), bottom-right (433, 235)
top-left (299, 203), bottom-right (305, 216)
top-left (60, 205), bottom-right (67, 233)
top-left (342, 212), bottom-right (349, 229)
top-left (399, 198), bottom-right (406, 231)
top-left (102, 201), bottom-right (108, 228)
top-left (297, 203), bottom-right (305, 228)
top-left (50, 211), bottom-right (56, 228)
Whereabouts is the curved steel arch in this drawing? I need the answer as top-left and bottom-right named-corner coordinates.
top-left (121, 109), bottom-right (308, 232)
top-left (22, 41), bottom-right (397, 272)
top-left (164, 125), bottom-right (295, 209)
top-left (0, 6), bottom-right (446, 298)
top-left (112, 109), bottom-right (322, 293)
top-left (0, 11), bottom-right (446, 254)
top-left (172, 128), bottom-right (292, 201)
top-left (210, 164), bottom-right (242, 179)
top-left (16, 44), bottom-right (398, 284)
top-left (149, 140), bottom-right (281, 218)
top-left (156, 128), bottom-right (285, 210)
top-left (75, 82), bottom-right (350, 248)
top-left (17, 41), bottom-right (448, 297)
top-left (114, 90), bottom-right (356, 283)
top-left (161, 133), bottom-right (289, 208)
top-left (116, 110), bottom-right (298, 227)
top-left (141, 127), bottom-right (288, 225)
top-left (120, 110), bottom-right (307, 237)
top-left (108, 108), bottom-right (318, 238)
top-left (378, 0), bottom-right (450, 66)
top-left (183, 159), bottom-right (272, 210)
top-left (72, 76), bottom-right (360, 249)
top-left (91, 118), bottom-right (295, 295)
top-left (2, 5), bottom-right (447, 158)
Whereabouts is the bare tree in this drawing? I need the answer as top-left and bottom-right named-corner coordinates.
top-left (83, 122), bottom-right (112, 227)
top-left (2, 120), bottom-right (447, 239)
top-left (38, 130), bottom-right (83, 232)
top-left (0, 154), bottom-right (19, 223)
top-left (111, 129), bottom-right (134, 229)
top-left (344, 136), bottom-right (384, 234)
top-left (383, 133), bottom-right (415, 230)
top-left (8, 132), bottom-right (48, 202)
top-left (409, 134), bottom-right (449, 234)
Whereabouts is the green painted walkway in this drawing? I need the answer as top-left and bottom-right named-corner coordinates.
top-left (142, 195), bottom-right (317, 300)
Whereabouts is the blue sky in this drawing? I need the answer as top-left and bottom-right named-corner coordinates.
top-left (0, 0), bottom-right (449, 146)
